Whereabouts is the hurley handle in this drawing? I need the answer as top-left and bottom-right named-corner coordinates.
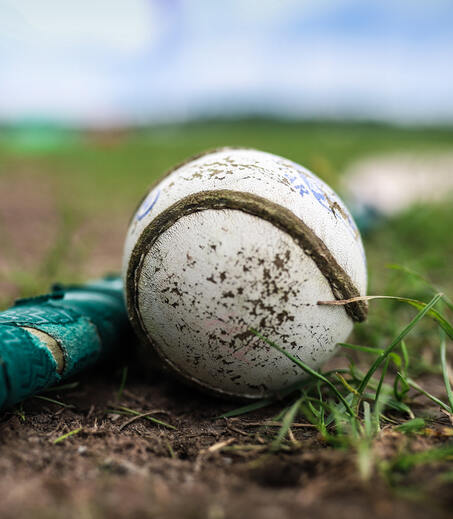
top-left (0, 276), bottom-right (131, 410)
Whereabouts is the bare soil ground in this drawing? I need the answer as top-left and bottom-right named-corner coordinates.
top-left (1, 172), bottom-right (452, 519)
top-left (1, 368), bottom-right (452, 519)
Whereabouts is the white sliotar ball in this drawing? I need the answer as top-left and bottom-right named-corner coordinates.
top-left (123, 148), bottom-right (367, 399)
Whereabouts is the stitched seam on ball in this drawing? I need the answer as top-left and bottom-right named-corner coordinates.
top-left (126, 190), bottom-right (367, 399)
top-left (128, 189), bottom-right (367, 324)
top-left (126, 190), bottom-right (367, 396)
top-left (130, 255), bottom-right (267, 400)
top-left (128, 147), bottom-right (249, 227)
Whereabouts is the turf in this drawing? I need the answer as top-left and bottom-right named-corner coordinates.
top-left (0, 119), bottom-right (453, 518)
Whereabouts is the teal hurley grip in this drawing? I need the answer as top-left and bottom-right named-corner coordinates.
top-left (0, 276), bottom-right (131, 410)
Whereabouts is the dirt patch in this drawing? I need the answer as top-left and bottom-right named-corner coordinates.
top-left (70, 214), bottom-right (128, 278)
top-left (0, 173), bottom-right (59, 269)
top-left (0, 173), bottom-right (127, 302)
top-left (0, 367), bottom-right (451, 519)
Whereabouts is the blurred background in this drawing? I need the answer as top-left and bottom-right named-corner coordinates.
top-left (1, 0), bottom-right (453, 327)
top-left (2, 0), bottom-right (453, 125)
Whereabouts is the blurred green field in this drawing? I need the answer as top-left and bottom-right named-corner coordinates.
top-left (1, 119), bottom-right (453, 315)
top-left (2, 120), bottom-right (453, 207)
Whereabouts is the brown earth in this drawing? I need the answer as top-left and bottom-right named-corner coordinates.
top-left (1, 368), bottom-right (452, 519)
top-left (1, 174), bottom-right (452, 519)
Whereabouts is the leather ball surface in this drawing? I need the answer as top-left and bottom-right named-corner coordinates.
top-left (123, 148), bottom-right (367, 399)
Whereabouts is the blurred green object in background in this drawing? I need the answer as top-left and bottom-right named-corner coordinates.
top-left (1, 120), bottom-right (81, 154)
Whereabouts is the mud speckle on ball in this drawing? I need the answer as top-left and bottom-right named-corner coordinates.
top-left (123, 148), bottom-right (367, 399)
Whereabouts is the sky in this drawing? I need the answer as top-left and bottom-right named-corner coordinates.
top-left (1, 0), bottom-right (453, 126)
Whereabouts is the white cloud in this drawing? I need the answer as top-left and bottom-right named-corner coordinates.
top-left (1, 0), bottom-right (160, 54)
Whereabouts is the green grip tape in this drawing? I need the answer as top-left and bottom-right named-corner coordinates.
top-left (0, 276), bottom-right (131, 410)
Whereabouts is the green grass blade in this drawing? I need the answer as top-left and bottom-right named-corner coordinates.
top-left (325, 393), bottom-right (355, 427)
top-left (357, 293), bottom-right (443, 396)
top-left (271, 396), bottom-right (304, 450)
top-left (395, 418), bottom-right (425, 434)
top-left (391, 445), bottom-right (453, 472)
top-left (251, 329), bottom-right (356, 417)
top-left (440, 332), bottom-right (453, 413)
top-left (114, 406), bottom-right (176, 430)
top-left (402, 299), bottom-right (453, 339)
top-left (53, 427), bottom-right (82, 444)
top-left (320, 294), bottom-right (453, 339)
top-left (363, 401), bottom-right (372, 437)
top-left (339, 343), bottom-right (384, 355)
top-left (33, 395), bottom-right (75, 408)
top-left (335, 372), bottom-right (360, 396)
top-left (393, 372), bottom-right (410, 401)
top-left (374, 356), bottom-right (390, 405)
top-left (218, 376), bottom-right (318, 419)
top-left (363, 392), bottom-right (414, 417)
top-left (407, 378), bottom-right (451, 413)
top-left (387, 264), bottom-right (453, 312)
top-left (400, 341), bottom-right (409, 373)
top-left (117, 366), bottom-right (128, 400)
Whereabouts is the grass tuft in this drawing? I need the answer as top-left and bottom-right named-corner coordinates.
top-left (221, 289), bottom-right (453, 485)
